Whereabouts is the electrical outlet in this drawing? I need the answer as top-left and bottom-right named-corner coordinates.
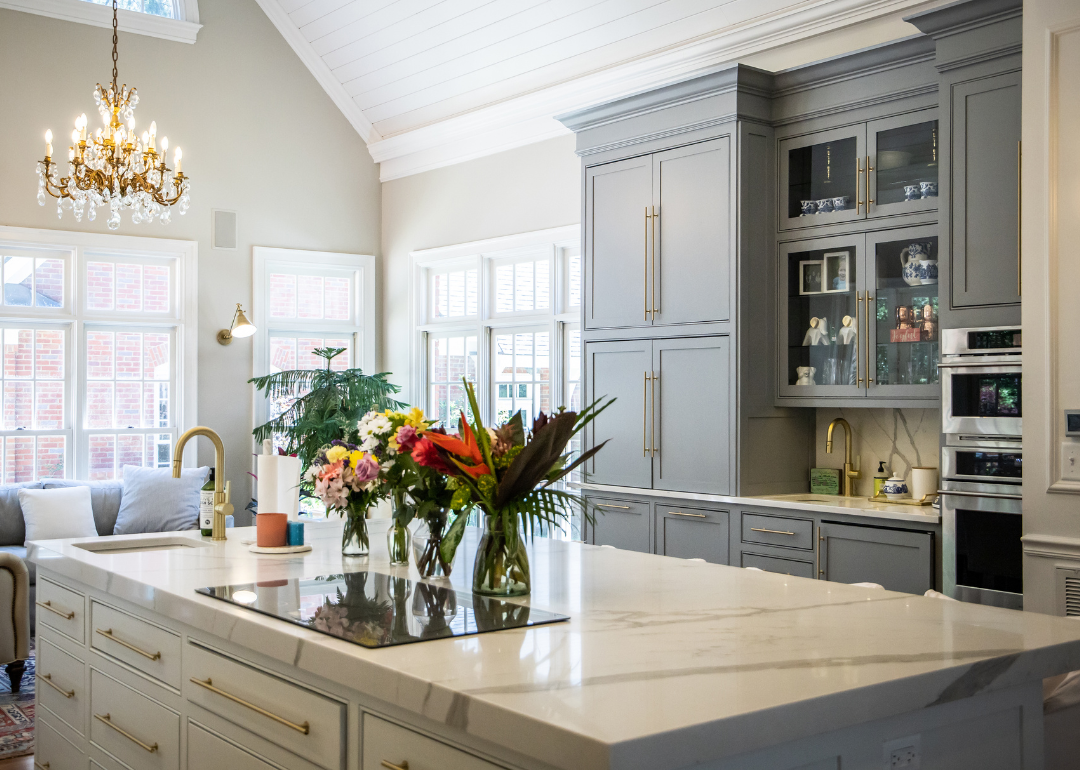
top-left (883, 735), bottom-right (921, 770)
top-left (1062, 442), bottom-right (1080, 482)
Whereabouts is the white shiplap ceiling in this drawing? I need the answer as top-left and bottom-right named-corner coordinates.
top-left (254, 0), bottom-right (949, 179)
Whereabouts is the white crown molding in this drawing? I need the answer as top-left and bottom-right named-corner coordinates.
top-left (251, 0), bottom-right (379, 144)
top-left (0, 0), bottom-right (202, 44)
top-left (1023, 534), bottom-right (1080, 560)
top-left (370, 0), bottom-right (945, 181)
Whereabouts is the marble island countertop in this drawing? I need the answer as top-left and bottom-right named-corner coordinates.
top-left (30, 519), bottom-right (1079, 770)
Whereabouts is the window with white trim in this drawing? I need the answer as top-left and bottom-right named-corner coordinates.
top-left (80, 0), bottom-right (177, 18)
top-left (0, 227), bottom-right (197, 482)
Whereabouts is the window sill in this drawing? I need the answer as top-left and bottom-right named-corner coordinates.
top-left (0, 0), bottom-right (201, 44)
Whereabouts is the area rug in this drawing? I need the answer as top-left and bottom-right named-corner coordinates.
top-left (0, 643), bottom-right (35, 759)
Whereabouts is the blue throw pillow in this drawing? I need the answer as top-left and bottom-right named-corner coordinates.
top-left (113, 465), bottom-right (210, 535)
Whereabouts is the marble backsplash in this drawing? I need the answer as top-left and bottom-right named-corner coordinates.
top-left (814, 408), bottom-right (940, 497)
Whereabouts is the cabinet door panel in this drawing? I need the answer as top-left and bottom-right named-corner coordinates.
top-left (188, 722), bottom-right (276, 770)
top-left (951, 72), bottom-right (1021, 309)
top-left (779, 125), bottom-right (867, 231)
top-left (867, 110), bottom-right (939, 218)
top-left (652, 138), bottom-right (733, 325)
top-left (656, 505), bottom-right (729, 564)
top-left (653, 337), bottom-right (731, 494)
top-left (585, 340), bottom-right (652, 488)
top-left (819, 522), bottom-right (933, 594)
top-left (585, 156), bottom-right (652, 329)
top-left (587, 496), bottom-right (651, 553)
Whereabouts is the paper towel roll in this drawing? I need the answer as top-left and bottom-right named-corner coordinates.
top-left (257, 454), bottom-right (302, 519)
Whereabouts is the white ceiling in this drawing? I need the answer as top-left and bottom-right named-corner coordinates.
top-left (254, 0), bottom-right (951, 180)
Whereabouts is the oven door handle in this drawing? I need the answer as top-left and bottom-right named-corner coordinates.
top-left (937, 489), bottom-right (1023, 501)
top-left (938, 361), bottom-right (1021, 369)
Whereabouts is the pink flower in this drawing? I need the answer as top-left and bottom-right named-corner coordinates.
top-left (314, 475), bottom-right (349, 509)
top-left (352, 454), bottom-right (381, 484)
top-left (395, 425), bottom-right (418, 452)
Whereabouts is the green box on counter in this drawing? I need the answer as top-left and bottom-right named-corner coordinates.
top-left (810, 467), bottom-right (841, 495)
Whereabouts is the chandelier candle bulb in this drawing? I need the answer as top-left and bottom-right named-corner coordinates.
top-left (44, 130), bottom-right (52, 158)
top-left (174, 148), bottom-right (182, 174)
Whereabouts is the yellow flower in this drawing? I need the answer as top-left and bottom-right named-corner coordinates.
top-left (347, 450), bottom-right (363, 468)
top-left (404, 406), bottom-right (426, 429)
top-left (325, 445), bottom-right (348, 464)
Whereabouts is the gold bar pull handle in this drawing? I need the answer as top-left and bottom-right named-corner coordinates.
top-left (818, 528), bottom-right (824, 577)
top-left (668, 511), bottom-right (706, 518)
top-left (644, 207), bottom-right (651, 320)
top-left (866, 155), bottom-right (874, 206)
top-left (650, 371), bottom-right (658, 457)
top-left (865, 292), bottom-right (873, 384)
top-left (39, 673), bottom-right (74, 698)
top-left (36, 600), bottom-right (74, 620)
top-left (94, 713), bottom-right (158, 753)
top-left (650, 206), bottom-right (660, 317)
top-left (855, 294), bottom-right (864, 385)
top-left (750, 527), bottom-right (795, 536)
top-left (856, 157), bottom-right (863, 214)
top-left (190, 677), bottom-right (310, 734)
top-left (643, 371), bottom-right (649, 457)
top-left (596, 503), bottom-right (631, 510)
top-left (382, 762), bottom-right (409, 770)
top-left (95, 628), bottom-right (160, 661)
top-left (1017, 140), bottom-right (1022, 296)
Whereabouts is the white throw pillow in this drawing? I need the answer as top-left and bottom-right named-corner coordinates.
top-left (18, 486), bottom-right (98, 545)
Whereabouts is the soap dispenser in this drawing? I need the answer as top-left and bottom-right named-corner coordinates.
top-left (873, 462), bottom-right (889, 498)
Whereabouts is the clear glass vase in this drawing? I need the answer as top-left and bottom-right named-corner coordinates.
top-left (387, 521), bottom-right (412, 565)
top-left (412, 511), bottom-right (453, 579)
top-left (341, 503), bottom-right (369, 557)
top-left (472, 512), bottom-right (530, 597)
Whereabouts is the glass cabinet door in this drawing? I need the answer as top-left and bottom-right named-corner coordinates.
top-left (868, 229), bottom-right (940, 399)
top-left (779, 235), bottom-right (866, 399)
top-left (779, 126), bottom-right (866, 230)
top-left (868, 112), bottom-right (939, 218)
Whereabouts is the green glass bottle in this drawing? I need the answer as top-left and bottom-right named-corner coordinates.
top-left (200, 468), bottom-right (215, 537)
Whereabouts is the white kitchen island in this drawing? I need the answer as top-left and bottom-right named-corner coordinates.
top-left (29, 520), bottom-right (1080, 770)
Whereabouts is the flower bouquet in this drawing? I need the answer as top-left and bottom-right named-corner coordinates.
top-left (413, 381), bottom-right (611, 596)
top-left (306, 441), bottom-right (382, 555)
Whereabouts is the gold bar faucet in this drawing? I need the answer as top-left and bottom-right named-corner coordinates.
top-left (173, 427), bottom-right (232, 541)
top-left (825, 417), bottom-right (860, 497)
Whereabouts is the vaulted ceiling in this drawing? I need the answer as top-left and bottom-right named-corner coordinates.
top-left (254, 0), bottom-right (950, 179)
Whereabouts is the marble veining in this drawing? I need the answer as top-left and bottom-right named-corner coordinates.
top-left (28, 521), bottom-right (1080, 770)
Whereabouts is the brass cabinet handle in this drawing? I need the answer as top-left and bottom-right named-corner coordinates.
top-left (751, 527), bottom-right (795, 536)
top-left (1017, 140), bottom-right (1022, 296)
top-left (650, 371), bottom-right (658, 457)
top-left (855, 293), bottom-right (864, 385)
top-left (668, 511), bottom-right (706, 518)
top-left (642, 371), bottom-right (649, 457)
top-left (596, 503), bottom-right (631, 509)
top-left (865, 292), bottom-right (874, 385)
top-left (95, 628), bottom-right (160, 661)
top-left (39, 673), bottom-right (74, 698)
top-left (644, 206), bottom-right (651, 320)
top-left (866, 155), bottom-right (874, 205)
top-left (190, 677), bottom-right (310, 735)
top-left (818, 528), bottom-right (825, 577)
top-left (94, 713), bottom-right (158, 753)
top-left (382, 762), bottom-right (409, 770)
top-left (650, 206), bottom-right (660, 316)
top-left (36, 600), bottom-right (74, 620)
top-left (856, 157), bottom-right (863, 214)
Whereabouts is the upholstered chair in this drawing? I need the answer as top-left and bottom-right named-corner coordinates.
top-left (0, 552), bottom-right (29, 692)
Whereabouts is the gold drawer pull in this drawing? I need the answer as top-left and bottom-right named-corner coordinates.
top-left (381, 762), bottom-right (409, 770)
top-left (596, 503), bottom-right (631, 510)
top-left (751, 527), bottom-right (796, 536)
top-left (39, 673), bottom-right (74, 698)
top-left (94, 713), bottom-right (158, 753)
top-left (668, 511), bottom-right (706, 518)
top-left (190, 677), bottom-right (310, 735)
top-left (36, 600), bottom-right (74, 620)
top-left (96, 628), bottom-right (160, 661)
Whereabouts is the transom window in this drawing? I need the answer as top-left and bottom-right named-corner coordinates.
top-left (80, 0), bottom-right (177, 18)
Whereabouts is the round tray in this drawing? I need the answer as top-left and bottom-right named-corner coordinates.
top-left (248, 544), bottom-right (312, 555)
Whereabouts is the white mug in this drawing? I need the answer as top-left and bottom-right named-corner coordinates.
top-left (911, 467), bottom-right (938, 502)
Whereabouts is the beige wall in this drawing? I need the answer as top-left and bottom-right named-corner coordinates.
top-left (1020, 0), bottom-right (1080, 613)
top-left (379, 135), bottom-right (580, 403)
top-left (0, 1), bottom-right (381, 521)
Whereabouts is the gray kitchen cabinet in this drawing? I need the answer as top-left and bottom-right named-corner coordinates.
top-left (654, 504), bottom-right (729, 564)
top-left (584, 155), bottom-right (653, 330)
top-left (585, 339), bottom-right (653, 488)
top-left (586, 495), bottom-right (652, 553)
top-left (741, 551), bottom-right (817, 579)
top-left (651, 139), bottom-right (734, 326)
top-left (818, 521), bottom-right (934, 594)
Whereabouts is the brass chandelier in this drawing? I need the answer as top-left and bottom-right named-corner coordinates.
top-left (37, 0), bottom-right (189, 230)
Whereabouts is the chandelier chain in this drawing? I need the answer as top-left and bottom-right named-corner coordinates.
top-left (111, 0), bottom-right (119, 92)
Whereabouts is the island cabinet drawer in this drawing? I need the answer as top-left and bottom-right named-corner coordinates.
top-left (90, 668), bottom-right (179, 770)
top-left (741, 513), bottom-right (814, 550)
top-left (741, 552), bottom-right (816, 579)
top-left (587, 496), bottom-right (651, 553)
top-left (363, 714), bottom-right (505, 770)
top-left (37, 637), bottom-right (86, 735)
top-left (184, 642), bottom-right (345, 770)
top-left (38, 714), bottom-right (86, 770)
top-left (90, 601), bottom-right (181, 689)
top-left (38, 579), bottom-right (85, 643)
top-left (187, 721), bottom-right (278, 770)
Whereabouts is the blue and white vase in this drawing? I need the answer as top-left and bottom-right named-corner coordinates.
top-left (882, 475), bottom-right (909, 500)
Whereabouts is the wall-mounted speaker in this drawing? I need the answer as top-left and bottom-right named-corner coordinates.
top-left (212, 209), bottom-right (237, 250)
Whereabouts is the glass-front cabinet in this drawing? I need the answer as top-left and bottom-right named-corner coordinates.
top-left (779, 226), bottom-right (940, 403)
top-left (779, 110), bottom-right (939, 230)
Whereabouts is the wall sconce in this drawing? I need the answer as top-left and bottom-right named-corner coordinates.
top-left (217, 303), bottom-right (257, 345)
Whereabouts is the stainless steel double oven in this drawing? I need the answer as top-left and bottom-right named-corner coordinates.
top-left (940, 327), bottom-right (1023, 610)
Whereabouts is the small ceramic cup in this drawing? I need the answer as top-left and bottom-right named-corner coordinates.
top-left (904, 184), bottom-right (921, 201)
top-left (920, 181), bottom-right (938, 198)
top-left (831, 196), bottom-right (850, 211)
top-left (256, 512), bottom-right (288, 547)
top-left (800, 200), bottom-right (817, 216)
top-left (911, 467), bottom-right (938, 501)
top-left (816, 198), bottom-right (835, 213)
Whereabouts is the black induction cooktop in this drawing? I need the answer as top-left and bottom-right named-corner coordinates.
top-left (196, 571), bottom-right (568, 648)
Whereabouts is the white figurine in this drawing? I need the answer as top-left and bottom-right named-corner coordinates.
top-left (838, 315), bottom-right (858, 345)
top-left (802, 317), bottom-right (831, 346)
top-left (796, 366), bottom-right (817, 386)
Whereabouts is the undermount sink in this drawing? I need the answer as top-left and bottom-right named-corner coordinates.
top-left (73, 536), bottom-right (210, 554)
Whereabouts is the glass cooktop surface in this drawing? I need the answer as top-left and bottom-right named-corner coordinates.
top-left (196, 571), bottom-right (568, 648)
